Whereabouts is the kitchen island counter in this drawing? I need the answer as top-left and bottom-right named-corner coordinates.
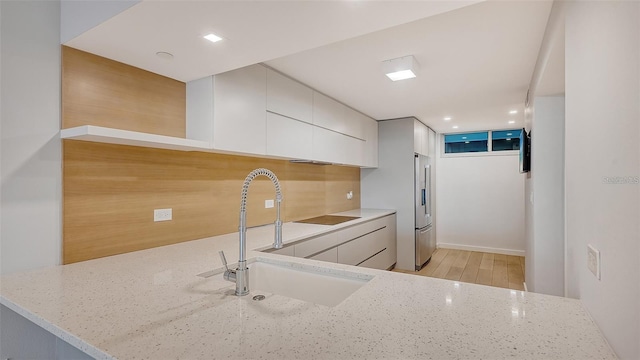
top-left (0, 209), bottom-right (615, 359)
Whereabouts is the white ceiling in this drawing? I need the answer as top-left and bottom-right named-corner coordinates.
top-left (65, 0), bottom-right (554, 133)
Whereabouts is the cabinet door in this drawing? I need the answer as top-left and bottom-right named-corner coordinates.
top-left (384, 214), bottom-right (397, 267)
top-left (266, 112), bottom-right (313, 159)
top-left (414, 119), bottom-right (423, 155)
top-left (186, 76), bottom-right (214, 143)
top-left (308, 247), bottom-right (338, 263)
top-left (312, 126), bottom-right (363, 165)
top-left (213, 64), bottom-right (266, 155)
top-left (423, 125), bottom-right (430, 156)
top-left (413, 120), bottom-right (430, 156)
top-left (343, 106), bottom-right (366, 140)
top-left (428, 128), bottom-right (436, 157)
top-left (266, 68), bottom-right (313, 123)
top-left (313, 91), bottom-right (348, 135)
top-left (362, 114), bottom-right (378, 168)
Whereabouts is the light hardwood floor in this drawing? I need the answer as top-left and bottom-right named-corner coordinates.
top-left (394, 249), bottom-right (526, 291)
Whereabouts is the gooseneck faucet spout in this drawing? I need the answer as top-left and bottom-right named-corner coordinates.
top-left (228, 168), bottom-right (283, 296)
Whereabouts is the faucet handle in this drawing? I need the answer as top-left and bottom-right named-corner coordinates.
top-left (218, 251), bottom-right (236, 283)
top-left (218, 251), bottom-right (229, 271)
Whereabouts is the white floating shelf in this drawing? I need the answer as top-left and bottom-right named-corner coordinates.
top-left (60, 125), bottom-right (211, 152)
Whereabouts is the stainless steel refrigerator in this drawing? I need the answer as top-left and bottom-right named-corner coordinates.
top-left (415, 154), bottom-right (435, 270)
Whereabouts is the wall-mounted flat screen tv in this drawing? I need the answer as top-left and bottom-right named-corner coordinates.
top-left (519, 128), bottom-right (531, 173)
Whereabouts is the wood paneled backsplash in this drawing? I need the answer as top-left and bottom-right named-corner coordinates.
top-left (63, 141), bottom-right (360, 264)
top-left (61, 45), bottom-right (360, 264)
top-left (62, 46), bottom-right (186, 137)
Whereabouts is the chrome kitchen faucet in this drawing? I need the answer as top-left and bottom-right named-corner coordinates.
top-left (219, 168), bottom-right (283, 296)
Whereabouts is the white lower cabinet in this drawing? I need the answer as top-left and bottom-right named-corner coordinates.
top-left (308, 247), bottom-right (338, 263)
top-left (277, 214), bottom-right (396, 270)
top-left (358, 248), bottom-right (390, 270)
top-left (337, 228), bottom-right (385, 266)
top-left (294, 232), bottom-right (338, 258)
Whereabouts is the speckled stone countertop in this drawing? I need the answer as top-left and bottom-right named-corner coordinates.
top-left (0, 209), bottom-right (616, 359)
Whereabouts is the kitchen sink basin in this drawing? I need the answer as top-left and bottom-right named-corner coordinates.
top-left (248, 260), bottom-right (370, 306)
top-left (200, 258), bottom-right (371, 307)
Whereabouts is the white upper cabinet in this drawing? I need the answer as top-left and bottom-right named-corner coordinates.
top-left (413, 119), bottom-right (430, 156)
top-left (186, 64), bottom-right (378, 167)
top-left (313, 92), bottom-right (365, 140)
top-left (312, 126), bottom-right (363, 166)
top-left (266, 112), bottom-right (313, 159)
top-left (313, 91), bottom-right (347, 132)
top-left (428, 128), bottom-right (436, 157)
top-left (187, 64), bottom-right (267, 155)
top-left (362, 115), bottom-right (378, 168)
top-left (266, 68), bottom-right (313, 123)
top-left (213, 64), bottom-right (267, 155)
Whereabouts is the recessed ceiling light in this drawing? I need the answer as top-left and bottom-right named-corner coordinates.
top-left (444, 117), bottom-right (452, 121)
top-left (509, 110), bottom-right (518, 115)
top-left (452, 125), bottom-right (459, 129)
top-left (465, 141), bottom-right (470, 144)
top-left (506, 138), bottom-right (512, 141)
top-left (155, 51), bottom-right (173, 60)
top-left (508, 120), bottom-right (516, 124)
top-left (204, 33), bottom-right (223, 43)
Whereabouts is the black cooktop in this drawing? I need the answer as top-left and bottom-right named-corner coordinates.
top-left (294, 215), bottom-right (360, 226)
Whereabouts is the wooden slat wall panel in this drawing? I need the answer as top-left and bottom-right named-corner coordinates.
top-left (63, 141), bottom-right (360, 264)
top-left (62, 46), bottom-right (186, 137)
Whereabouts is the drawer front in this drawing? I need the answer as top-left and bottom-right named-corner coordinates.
top-left (307, 247), bottom-right (338, 263)
top-left (337, 216), bottom-right (387, 243)
top-left (337, 228), bottom-right (386, 266)
top-left (294, 232), bottom-right (338, 258)
top-left (358, 248), bottom-right (392, 270)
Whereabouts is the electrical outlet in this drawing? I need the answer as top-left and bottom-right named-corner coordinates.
top-left (265, 199), bottom-right (274, 208)
top-left (154, 208), bottom-right (172, 222)
top-left (346, 191), bottom-right (353, 200)
top-left (587, 244), bottom-right (601, 280)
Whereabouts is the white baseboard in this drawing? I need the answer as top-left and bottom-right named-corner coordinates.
top-left (437, 243), bottom-right (525, 257)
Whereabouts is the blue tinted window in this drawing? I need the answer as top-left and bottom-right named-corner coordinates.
top-left (444, 132), bottom-right (488, 153)
top-left (492, 129), bottom-right (521, 151)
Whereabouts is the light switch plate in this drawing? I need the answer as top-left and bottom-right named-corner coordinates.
top-left (154, 208), bottom-right (172, 222)
top-left (265, 199), bottom-right (274, 208)
top-left (587, 244), bottom-right (601, 280)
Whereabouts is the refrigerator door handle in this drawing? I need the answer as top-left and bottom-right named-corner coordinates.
top-left (421, 189), bottom-right (426, 206)
top-left (425, 164), bottom-right (431, 218)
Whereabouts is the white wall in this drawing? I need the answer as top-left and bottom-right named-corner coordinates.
top-left (523, 0), bottom-right (567, 298)
top-left (525, 96), bottom-right (565, 296)
top-left (60, 0), bottom-right (139, 43)
top-left (436, 152), bottom-right (525, 255)
top-left (0, 0), bottom-right (62, 275)
top-left (564, 2), bottom-right (639, 359)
